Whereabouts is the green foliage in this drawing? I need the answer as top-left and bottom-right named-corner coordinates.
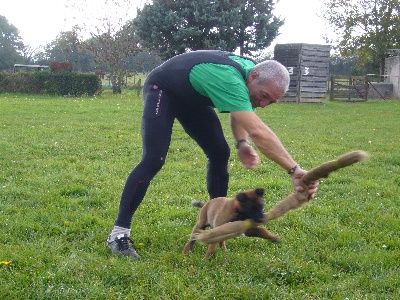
top-left (134, 0), bottom-right (283, 59)
top-left (323, 0), bottom-right (400, 74)
top-left (47, 72), bottom-right (103, 96)
top-left (329, 55), bottom-right (361, 76)
top-left (0, 15), bottom-right (24, 70)
top-left (84, 22), bottom-right (141, 94)
top-left (235, 0), bottom-right (283, 56)
top-left (0, 71), bottom-right (102, 96)
top-left (0, 72), bottom-right (47, 94)
top-left (35, 27), bottom-right (95, 73)
top-left (0, 93), bottom-right (399, 298)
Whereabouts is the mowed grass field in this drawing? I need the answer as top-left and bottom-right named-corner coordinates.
top-left (1, 91), bottom-right (399, 299)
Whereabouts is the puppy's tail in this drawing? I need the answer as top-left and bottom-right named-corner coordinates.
top-left (191, 200), bottom-right (204, 208)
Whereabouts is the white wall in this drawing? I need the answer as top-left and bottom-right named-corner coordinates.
top-left (385, 56), bottom-right (400, 99)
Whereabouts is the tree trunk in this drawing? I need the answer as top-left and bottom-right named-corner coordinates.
top-left (110, 74), bottom-right (122, 94)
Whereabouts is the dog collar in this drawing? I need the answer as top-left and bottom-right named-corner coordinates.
top-left (233, 202), bottom-right (238, 212)
top-left (231, 202), bottom-right (248, 221)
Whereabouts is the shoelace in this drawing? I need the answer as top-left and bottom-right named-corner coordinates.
top-left (117, 237), bottom-right (134, 251)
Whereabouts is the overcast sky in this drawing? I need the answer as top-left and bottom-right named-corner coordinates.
top-left (2, 0), bottom-right (330, 50)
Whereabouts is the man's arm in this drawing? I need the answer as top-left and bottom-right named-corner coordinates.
top-left (230, 114), bottom-right (260, 169)
top-left (230, 111), bottom-right (297, 171)
top-left (230, 113), bottom-right (248, 142)
top-left (230, 110), bottom-right (319, 198)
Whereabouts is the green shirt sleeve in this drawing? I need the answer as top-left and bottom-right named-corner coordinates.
top-left (189, 60), bottom-right (254, 113)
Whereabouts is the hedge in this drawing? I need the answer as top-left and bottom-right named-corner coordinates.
top-left (0, 71), bottom-right (102, 96)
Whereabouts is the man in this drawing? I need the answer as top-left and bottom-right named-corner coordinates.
top-left (106, 50), bottom-right (318, 259)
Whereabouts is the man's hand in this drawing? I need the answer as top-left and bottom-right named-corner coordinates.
top-left (290, 167), bottom-right (319, 199)
top-left (238, 144), bottom-right (260, 169)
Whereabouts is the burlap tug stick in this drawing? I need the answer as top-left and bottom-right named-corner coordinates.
top-left (195, 150), bottom-right (369, 244)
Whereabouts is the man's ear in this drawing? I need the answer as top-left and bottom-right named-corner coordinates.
top-left (249, 71), bottom-right (259, 82)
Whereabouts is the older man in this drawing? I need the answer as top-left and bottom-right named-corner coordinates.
top-left (107, 50), bottom-right (318, 258)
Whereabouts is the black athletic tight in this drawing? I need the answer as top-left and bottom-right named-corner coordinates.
top-left (115, 84), bottom-right (230, 228)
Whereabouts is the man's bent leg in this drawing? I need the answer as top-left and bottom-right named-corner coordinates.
top-left (177, 106), bottom-right (230, 199)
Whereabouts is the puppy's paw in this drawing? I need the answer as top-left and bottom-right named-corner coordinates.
top-left (183, 240), bottom-right (196, 254)
top-left (269, 235), bottom-right (280, 243)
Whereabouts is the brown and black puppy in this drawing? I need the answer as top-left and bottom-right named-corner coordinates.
top-left (183, 188), bottom-right (280, 260)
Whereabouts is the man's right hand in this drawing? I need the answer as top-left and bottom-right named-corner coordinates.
top-left (238, 144), bottom-right (260, 169)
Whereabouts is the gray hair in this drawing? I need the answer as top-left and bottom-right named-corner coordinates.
top-left (251, 60), bottom-right (290, 92)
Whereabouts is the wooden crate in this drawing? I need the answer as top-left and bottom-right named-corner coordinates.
top-left (274, 43), bottom-right (331, 103)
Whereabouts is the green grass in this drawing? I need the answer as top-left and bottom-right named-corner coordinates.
top-left (1, 92), bottom-right (399, 299)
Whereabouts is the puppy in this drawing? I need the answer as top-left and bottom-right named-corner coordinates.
top-left (183, 188), bottom-right (279, 260)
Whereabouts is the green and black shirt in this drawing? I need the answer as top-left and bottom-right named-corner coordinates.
top-left (146, 50), bottom-right (256, 112)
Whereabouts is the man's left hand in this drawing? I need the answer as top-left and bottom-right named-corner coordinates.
top-left (290, 167), bottom-right (319, 199)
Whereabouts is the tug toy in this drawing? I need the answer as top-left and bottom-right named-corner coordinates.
top-left (195, 150), bottom-right (369, 244)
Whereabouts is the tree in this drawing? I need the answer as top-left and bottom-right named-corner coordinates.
top-left (85, 22), bottom-right (141, 93)
top-left (126, 51), bottom-right (162, 74)
top-left (134, 0), bottom-right (283, 60)
top-left (323, 0), bottom-right (400, 75)
top-left (0, 15), bottom-right (24, 70)
top-left (44, 28), bottom-right (81, 68)
top-left (21, 45), bottom-right (40, 65)
top-left (41, 27), bottom-right (93, 72)
top-left (329, 55), bottom-right (360, 76)
top-left (233, 0), bottom-right (283, 56)
top-left (66, 0), bottom-right (143, 93)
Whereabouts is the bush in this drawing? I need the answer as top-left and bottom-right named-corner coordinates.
top-left (0, 71), bottom-right (102, 96)
top-left (0, 72), bottom-right (7, 93)
top-left (50, 62), bottom-right (73, 72)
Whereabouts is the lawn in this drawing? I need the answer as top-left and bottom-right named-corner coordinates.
top-left (0, 91), bottom-right (399, 299)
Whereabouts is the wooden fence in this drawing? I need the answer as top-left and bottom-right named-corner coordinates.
top-left (329, 75), bottom-right (368, 102)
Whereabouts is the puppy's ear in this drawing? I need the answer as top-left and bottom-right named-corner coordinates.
top-left (236, 192), bottom-right (247, 202)
top-left (255, 188), bottom-right (265, 196)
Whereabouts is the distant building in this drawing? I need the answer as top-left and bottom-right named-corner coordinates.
top-left (385, 50), bottom-right (400, 99)
top-left (13, 64), bottom-right (49, 72)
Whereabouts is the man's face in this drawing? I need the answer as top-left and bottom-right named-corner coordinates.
top-left (246, 71), bottom-right (285, 108)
